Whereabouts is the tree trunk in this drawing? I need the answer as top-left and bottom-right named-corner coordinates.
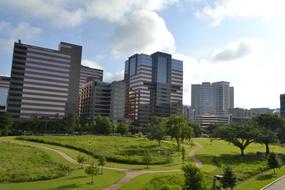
top-left (176, 138), bottom-right (180, 152)
top-left (101, 166), bottom-right (103, 174)
top-left (265, 143), bottom-right (270, 155)
top-left (158, 139), bottom-right (161, 146)
top-left (240, 148), bottom-right (244, 156)
top-left (91, 175), bottom-right (94, 185)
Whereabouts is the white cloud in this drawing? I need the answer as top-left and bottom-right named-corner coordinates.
top-left (196, 0), bottom-right (285, 26)
top-left (174, 37), bottom-right (285, 108)
top-left (0, 0), bottom-right (177, 27)
top-left (81, 59), bottom-right (103, 70)
top-left (0, 21), bottom-right (41, 54)
top-left (111, 10), bottom-right (176, 58)
top-left (104, 71), bottom-right (124, 82)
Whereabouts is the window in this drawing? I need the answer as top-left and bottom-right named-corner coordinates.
top-left (130, 57), bottom-right (136, 76)
top-left (157, 56), bottom-right (167, 83)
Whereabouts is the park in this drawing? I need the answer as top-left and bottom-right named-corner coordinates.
top-left (1, 114), bottom-right (285, 190)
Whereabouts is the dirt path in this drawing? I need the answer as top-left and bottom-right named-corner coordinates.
top-left (7, 139), bottom-right (202, 190)
top-left (188, 142), bottom-right (204, 168)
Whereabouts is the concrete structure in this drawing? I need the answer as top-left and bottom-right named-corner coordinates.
top-left (80, 80), bottom-right (111, 120)
top-left (80, 65), bottom-right (103, 87)
top-left (191, 81), bottom-right (234, 116)
top-left (7, 40), bottom-right (82, 119)
top-left (124, 52), bottom-right (183, 126)
top-left (183, 105), bottom-right (195, 124)
top-left (0, 76), bottom-right (10, 112)
top-left (280, 94), bottom-right (285, 116)
top-left (193, 115), bottom-right (231, 127)
top-left (229, 108), bottom-right (252, 123)
top-left (250, 108), bottom-right (273, 118)
top-left (110, 80), bottom-right (126, 122)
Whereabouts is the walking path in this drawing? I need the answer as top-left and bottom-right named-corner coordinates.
top-left (262, 175), bottom-right (285, 190)
top-left (8, 139), bottom-right (203, 190)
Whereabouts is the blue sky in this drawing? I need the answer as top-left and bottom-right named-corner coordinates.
top-left (0, 0), bottom-right (285, 108)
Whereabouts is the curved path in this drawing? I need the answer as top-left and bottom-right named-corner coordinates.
top-left (8, 139), bottom-right (203, 190)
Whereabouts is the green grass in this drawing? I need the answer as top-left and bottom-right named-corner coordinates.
top-left (0, 141), bottom-right (70, 183)
top-left (0, 137), bottom-right (125, 190)
top-left (16, 135), bottom-right (178, 165)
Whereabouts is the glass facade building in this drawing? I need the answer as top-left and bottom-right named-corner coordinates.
top-left (0, 76), bottom-right (10, 112)
top-left (124, 52), bottom-right (183, 126)
top-left (280, 94), bottom-right (285, 117)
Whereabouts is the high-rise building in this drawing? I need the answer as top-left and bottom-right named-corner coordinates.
top-left (279, 95), bottom-right (284, 116)
top-left (80, 65), bottom-right (103, 87)
top-left (7, 40), bottom-right (82, 119)
top-left (191, 81), bottom-right (234, 116)
top-left (183, 105), bottom-right (195, 124)
top-left (110, 80), bottom-right (126, 122)
top-left (80, 80), bottom-right (111, 120)
top-left (124, 52), bottom-right (183, 126)
top-left (0, 76), bottom-right (10, 112)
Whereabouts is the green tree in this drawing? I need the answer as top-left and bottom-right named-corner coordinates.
top-left (116, 122), bottom-right (129, 135)
top-left (94, 116), bottom-right (113, 135)
top-left (65, 113), bottom-right (78, 133)
top-left (166, 115), bottom-right (189, 151)
top-left (98, 155), bottom-right (106, 174)
top-left (0, 112), bottom-right (13, 136)
top-left (143, 150), bottom-right (152, 169)
top-left (182, 164), bottom-right (204, 190)
top-left (212, 123), bottom-right (257, 156)
top-left (85, 162), bottom-right (99, 185)
top-left (148, 116), bottom-right (167, 146)
top-left (220, 166), bottom-right (237, 190)
top-left (267, 153), bottom-right (280, 174)
top-left (181, 147), bottom-right (186, 164)
top-left (77, 155), bottom-right (86, 168)
top-left (254, 114), bottom-right (283, 154)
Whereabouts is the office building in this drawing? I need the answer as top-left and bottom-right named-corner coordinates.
top-left (191, 81), bottom-right (234, 116)
top-left (80, 80), bottom-right (111, 120)
top-left (183, 105), bottom-right (195, 124)
top-left (124, 52), bottom-right (183, 126)
top-left (193, 115), bottom-right (231, 128)
top-left (229, 108), bottom-right (251, 123)
top-left (80, 65), bottom-right (103, 87)
top-left (0, 76), bottom-right (10, 112)
top-left (110, 80), bottom-right (126, 122)
top-left (7, 40), bottom-right (82, 119)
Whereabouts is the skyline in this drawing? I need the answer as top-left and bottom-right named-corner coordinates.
top-left (0, 0), bottom-right (285, 109)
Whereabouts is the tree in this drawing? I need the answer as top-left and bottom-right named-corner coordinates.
top-left (116, 122), bottom-right (129, 135)
top-left (267, 153), bottom-right (280, 174)
top-left (0, 112), bottom-right (13, 136)
top-left (65, 113), bottom-right (78, 133)
top-left (94, 116), bottom-right (113, 135)
top-left (181, 125), bottom-right (193, 143)
top-left (181, 147), bottom-right (186, 164)
top-left (77, 155), bottom-right (86, 168)
top-left (98, 155), bottom-right (106, 174)
top-left (254, 114), bottom-right (283, 154)
top-left (182, 164), bottom-right (204, 190)
top-left (212, 123), bottom-right (257, 156)
top-left (85, 162), bottom-right (99, 185)
top-left (220, 166), bottom-right (237, 190)
top-left (148, 116), bottom-right (167, 146)
top-left (143, 150), bottom-right (152, 169)
top-left (166, 115), bottom-right (190, 151)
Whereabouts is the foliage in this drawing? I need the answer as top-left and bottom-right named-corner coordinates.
top-left (267, 153), bottom-right (280, 174)
top-left (94, 116), bottom-right (113, 135)
top-left (85, 162), bottom-right (99, 185)
top-left (17, 135), bottom-right (176, 165)
top-left (192, 124), bottom-right (202, 137)
top-left (212, 123), bottom-right (257, 156)
top-left (254, 114), bottom-right (283, 154)
top-left (76, 155), bottom-right (86, 168)
top-left (98, 155), bottom-right (106, 174)
top-left (220, 166), bottom-right (237, 190)
top-left (181, 147), bottom-right (186, 163)
top-left (0, 141), bottom-right (70, 182)
top-left (0, 112), bottom-right (13, 136)
top-left (116, 122), bottom-right (129, 135)
top-left (166, 115), bottom-right (193, 151)
top-left (182, 164), bottom-right (204, 190)
top-left (148, 116), bottom-right (167, 146)
top-left (143, 150), bottom-right (152, 168)
top-left (143, 174), bottom-right (183, 190)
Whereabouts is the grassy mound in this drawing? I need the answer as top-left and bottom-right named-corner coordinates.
top-left (0, 141), bottom-right (69, 183)
top-left (17, 136), bottom-right (176, 165)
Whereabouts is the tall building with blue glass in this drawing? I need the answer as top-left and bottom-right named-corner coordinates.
top-left (124, 52), bottom-right (183, 126)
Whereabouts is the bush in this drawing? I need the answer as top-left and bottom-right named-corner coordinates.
top-left (143, 175), bottom-right (183, 190)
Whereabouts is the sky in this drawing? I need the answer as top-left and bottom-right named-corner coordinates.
top-left (0, 0), bottom-right (285, 109)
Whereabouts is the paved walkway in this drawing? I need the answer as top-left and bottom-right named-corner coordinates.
top-left (9, 139), bottom-right (203, 190)
top-left (263, 176), bottom-right (285, 190)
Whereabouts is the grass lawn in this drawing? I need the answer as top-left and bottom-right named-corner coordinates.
top-left (0, 141), bottom-right (70, 183)
top-left (16, 135), bottom-right (186, 166)
top-left (0, 137), bottom-right (125, 190)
